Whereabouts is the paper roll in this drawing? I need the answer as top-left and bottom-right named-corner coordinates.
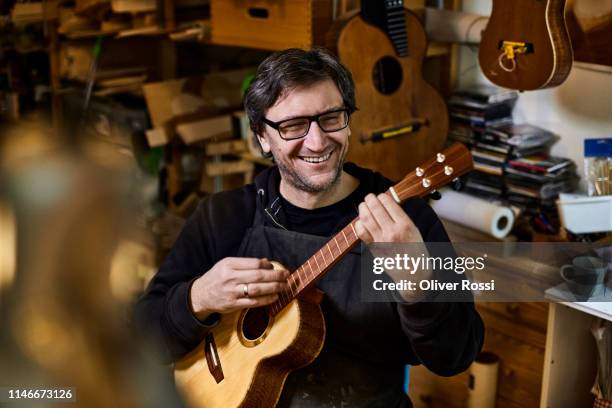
top-left (425, 8), bottom-right (488, 44)
top-left (467, 352), bottom-right (499, 408)
top-left (431, 189), bottom-right (515, 239)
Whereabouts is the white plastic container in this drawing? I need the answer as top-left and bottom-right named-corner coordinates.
top-left (558, 193), bottom-right (612, 234)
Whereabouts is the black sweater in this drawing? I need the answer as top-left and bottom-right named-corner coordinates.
top-left (134, 162), bottom-right (484, 377)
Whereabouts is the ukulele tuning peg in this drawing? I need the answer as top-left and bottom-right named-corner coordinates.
top-left (428, 190), bottom-right (442, 201)
top-left (436, 153), bottom-right (446, 163)
top-left (415, 167), bottom-right (424, 177)
top-left (444, 166), bottom-right (454, 176)
top-left (422, 178), bottom-right (431, 188)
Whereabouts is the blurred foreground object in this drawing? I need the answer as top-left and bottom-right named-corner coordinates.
top-left (0, 119), bottom-right (183, 407)
top-left (0, 202), bottom-right (16, 292)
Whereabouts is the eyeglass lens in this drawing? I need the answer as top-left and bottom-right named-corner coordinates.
top-left (279, 111), bottom-right (348, 139)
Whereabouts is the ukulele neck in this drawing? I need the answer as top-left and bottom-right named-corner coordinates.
top-left (385, 0), bottom-right (409, 57)
top-left (361, 0), bottom-right (409, 57)
top-left (268, 143), bottom-right (472, 317)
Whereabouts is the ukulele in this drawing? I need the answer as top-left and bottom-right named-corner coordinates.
top-left (174, 143), bottom-right (474, 408)
top-left (479, 0), bottom-right (573, 91)
top-left (326, 0), bottom-right (449, 182)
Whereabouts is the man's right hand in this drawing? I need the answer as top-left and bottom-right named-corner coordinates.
top-left (189, 257), bottom-right (290, 320)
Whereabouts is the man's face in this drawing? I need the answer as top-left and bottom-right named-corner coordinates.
top-left (258, 79), bottom-right (350, 193)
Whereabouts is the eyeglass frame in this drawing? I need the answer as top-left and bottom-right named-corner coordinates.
top-left (261, 107), bottom-right (353, 141)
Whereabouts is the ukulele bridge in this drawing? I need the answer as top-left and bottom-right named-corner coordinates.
top-left (204, 333), bottom-right (224, 383)
top-left (497, 41), bottom-right (534, 72)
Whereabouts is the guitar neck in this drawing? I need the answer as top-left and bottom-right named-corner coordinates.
top-left (385, 2), bottom-right (409, 57)
top-left (361, 0), bottom-right (409, 57)
top-left (268, 221), bottom-right (360, 316)
top-left (268, 143), bottom-right (472, 316)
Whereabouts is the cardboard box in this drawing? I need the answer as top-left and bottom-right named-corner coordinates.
top-left (176, 115), bottom-right (232, 144)
top-left (142, 68), bottom-right (252, 129)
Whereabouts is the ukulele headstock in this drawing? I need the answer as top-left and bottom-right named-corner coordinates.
top-left (393, 143), bottom-right (474, 201)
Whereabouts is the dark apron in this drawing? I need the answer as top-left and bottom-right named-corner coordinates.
top-left (236, 205), bottom-right (412, 408)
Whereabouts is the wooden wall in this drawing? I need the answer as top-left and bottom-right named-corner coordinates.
top-left (408, 302), bottom-right (548, 408)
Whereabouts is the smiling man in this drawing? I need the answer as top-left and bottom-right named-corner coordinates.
top-left (257, 79), bottom-right (353, 201)
top-left (135, 48), bottom-right (483, 408)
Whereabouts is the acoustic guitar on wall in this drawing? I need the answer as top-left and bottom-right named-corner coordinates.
top-left (173, 143), bottom-right (474, 408)
top-left (326, 0), bottom-right (449, 182)
top-left (479, 0), bottom-right (573, 91)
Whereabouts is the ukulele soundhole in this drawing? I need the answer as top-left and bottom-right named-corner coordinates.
top-left (238, 307), bottom-right (273, 347)
top-left (372, 56), bottom-right (403, 95)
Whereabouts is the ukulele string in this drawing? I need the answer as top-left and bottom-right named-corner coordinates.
top-left (278, 224), bottom-right (358, 311)
top-left (275, 148), bottom-right (466, 314)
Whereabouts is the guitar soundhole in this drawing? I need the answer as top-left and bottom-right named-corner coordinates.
top-left (241, 307), bottom-right (271, 342)
top-left (372, 56), bottom-right (402, 95)
top-left (248, 7), bottom-right (269, 19)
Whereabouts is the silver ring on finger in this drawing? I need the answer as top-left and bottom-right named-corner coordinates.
top-left (243, 283), bottom-right (249, 298)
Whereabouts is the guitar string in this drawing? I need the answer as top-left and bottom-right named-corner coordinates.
top-left (279, 160), bottom-right (452, 307)
top-left (276, 160), bottom-right (454, 311)
top-left (279, 225), bottom-right (355, 310)
top-left (274, 150), bottom-right (466, 312)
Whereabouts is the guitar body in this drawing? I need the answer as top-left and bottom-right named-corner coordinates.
top-left (174, 296), bottom-right (325, 408)
top-left (330, 10), bottom-right (448, 181)
top-left (479, 0), bottom-right (573, 91)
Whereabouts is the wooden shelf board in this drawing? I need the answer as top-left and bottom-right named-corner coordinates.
top-left (546, 285), bottom-right (612, 321)
top-left (63, 29), bottom-right (120, 39)
top-left (239, 153), bottom-right (272, 167)
top-left (61, 27), bottom-right (167, 40)
top-left (427, 41), bottom-right (452, 57)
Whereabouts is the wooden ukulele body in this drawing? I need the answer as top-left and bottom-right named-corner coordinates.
top-left (329, 10), bottom-right (449, 181)
top-left (174, 293), bottom-right (325, 408)
top-left (479, 0), bottom-right (573, 90)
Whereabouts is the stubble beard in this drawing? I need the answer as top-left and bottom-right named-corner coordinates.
top-left (276, 141), bottom-right (348, 194)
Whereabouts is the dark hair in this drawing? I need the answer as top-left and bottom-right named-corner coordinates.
top-left (243, 47), bottom-right (356, 152)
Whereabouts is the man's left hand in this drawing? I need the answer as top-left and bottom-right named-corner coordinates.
top-left (355, 193), bottom-right (432, 302)
top-left (355, 193), bottom-right (423, 243)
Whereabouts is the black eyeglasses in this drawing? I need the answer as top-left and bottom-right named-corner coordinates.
top-left (262, 108), bottom-right (351, 141)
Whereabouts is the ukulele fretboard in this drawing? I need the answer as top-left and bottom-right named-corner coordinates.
top-left (385, 0), bottom-right (408, 57)
top-left (269, 222), bottom-right (360, 315)
top-left (268, 143), bottom-right (472, 317)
